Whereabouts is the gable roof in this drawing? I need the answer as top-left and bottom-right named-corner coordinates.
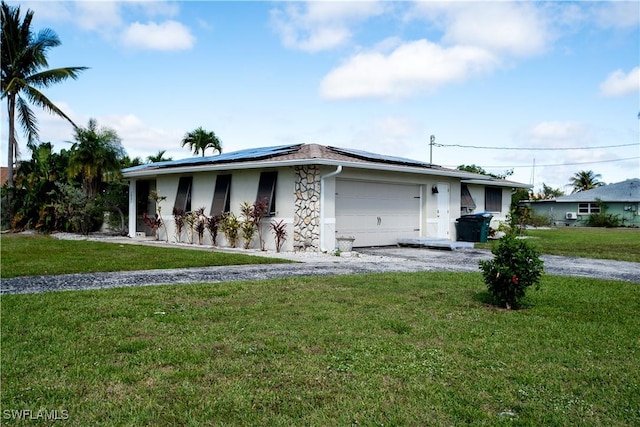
top-left (557, 178), bottom-right (640, 203)
top-left (122, 143), bottom-right (531, 188)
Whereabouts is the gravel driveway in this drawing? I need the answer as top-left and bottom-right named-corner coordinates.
top-left (2, 236), bottom-right (639, 295)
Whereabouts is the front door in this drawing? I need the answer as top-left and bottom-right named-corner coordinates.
top-left (436, 182), bottom-right (450, 239)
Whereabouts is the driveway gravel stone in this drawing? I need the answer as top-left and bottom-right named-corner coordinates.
top-left (2, 235), bottom-right (638, 295)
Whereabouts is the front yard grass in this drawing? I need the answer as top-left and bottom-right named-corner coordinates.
top-left (2, 272), bottom-right (639, 426)
top-left (0, 233), bottom-right (292, 278)
top-left (477, 227), bottom-right (640, 263)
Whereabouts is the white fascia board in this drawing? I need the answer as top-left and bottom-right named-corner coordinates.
top-left (122, 158), bottom-right (527, 186)
top-left (462, 178), bottom-right (532, 189)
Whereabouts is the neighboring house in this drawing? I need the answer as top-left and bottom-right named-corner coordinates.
top-left (523, 178), bottom-right (640, 227)
top-left (122, 143), bottom-right (531, 252)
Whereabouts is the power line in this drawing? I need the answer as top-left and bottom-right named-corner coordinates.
top-left (442, 156), bottom-right (640, 169)
top-left (434, 142), bottom-right (639, 151)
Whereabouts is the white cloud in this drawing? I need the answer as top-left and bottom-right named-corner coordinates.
top-left (528, 121), bottom-right (590, 142)
top-left (320, 39), bottom-right (497, 99)
top-left (599, 67), bottom-right (640, 97)
top-left (74, 1), bottom-right (123, 32)
top-left (99, 114), bottom-right (186, 160)
top-left (409, 2), bottom-right (551, 56)
top-left (120, 21), bottom-right (195, 51)
top-left (270, 1), bottom-right (386, 52)
top-left (592, 2), bottom-right (640, 29)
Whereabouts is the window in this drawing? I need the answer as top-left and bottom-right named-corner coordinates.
top-left (174, 177), bottom-right (192, 213)
top-left (210, 174), bottom-right (231, 216)
top-left (578, 203), bottom-right (601, 214)
top-left (485, 187), bottom-right (502, 212)
top-left (256, 171), bottom-right (278, 216)
top-left (461, 184), bottom-right (477, 213)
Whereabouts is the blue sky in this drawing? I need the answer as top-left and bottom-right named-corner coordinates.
top-left (2, 0), bottom-right (639, 192)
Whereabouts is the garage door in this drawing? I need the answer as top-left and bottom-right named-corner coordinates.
top-left (335, 180), bottom-right (421, 247)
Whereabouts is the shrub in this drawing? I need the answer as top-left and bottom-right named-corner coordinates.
top-left (184, 212), bottom-right (197, 244)
top-left (220, 212), bottom-right (240, 248)
top-left (587, 212), bottom-right (622, 227)
top-left (586, 198), bottom-right (622, 228)
top-left (194, 207), bottom-right (207, 245)
top-left (479, 234), bottom-right (544, 310)
top-left (173, 208), bottom-right (185, 242)
top-left (270, 219), bottom-right (287, 252)
top-left (207, 215), bottom-right (221, 246)
top-left (239, 202), bottom-right (257, 249)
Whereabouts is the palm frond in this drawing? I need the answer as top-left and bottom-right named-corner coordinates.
top-left (23, 84), bottom-right (77, 127)
top-left (15, 94), bottom-right (38, 144)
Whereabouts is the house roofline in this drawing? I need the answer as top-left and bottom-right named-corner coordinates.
top-left (123, 157), bottom-right (526, 186)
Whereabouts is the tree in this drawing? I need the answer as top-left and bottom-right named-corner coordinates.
top-left (147, 150), bottom-right (172, 163)
top-left (457, 164), bottom-right (513, 180)
top-left (1, 1), bottom-right (88, 187)
top-left (568, 170), bottom-right (604, 194)
top-left (4, 142), bottom-right (72, 230)
top-left (181, 127), bottom-right (222, 157)
top-left (531, 183), bottom-right (564, 200)
top-left (68, 119), bottom-right (125, 200)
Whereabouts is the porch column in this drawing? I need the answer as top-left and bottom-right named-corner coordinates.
top-left (128, 179), bottom-right (137, 238)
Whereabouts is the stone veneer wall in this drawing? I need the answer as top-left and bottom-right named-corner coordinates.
top-left (293, 165), bottom-right (321, 251)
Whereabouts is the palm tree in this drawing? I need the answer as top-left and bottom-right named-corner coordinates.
top-left (181, 127), bottom-right (222, 157)
top-left (568, 170), bottom-right (605, 194)
top-left (68, 119), bottom-right (125, 200)
top-left (147, 150), bottom-right (172, 163)
top-left (1, 1), bottom-right (88, 187)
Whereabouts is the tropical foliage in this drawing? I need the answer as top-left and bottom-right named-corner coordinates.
top-left (181, 126), bottom-right (222, 157)
top-left (530, 183), bottom-right (564, 200)
top-left (146, 150), bottom-right (172, 163)
top-left (68, 118), bottom-right (125, 199)
top-left (1, 120), bottom-right (130, 233)
top-left (568, 170), bottom-right (604, 193)
top-left (1, 0), bottom-right (87, 187)
top-left (479, 233), bottom-right (544, 310)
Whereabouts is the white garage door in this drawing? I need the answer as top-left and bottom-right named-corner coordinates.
top-left (335, 180), bottom-right (421, 247)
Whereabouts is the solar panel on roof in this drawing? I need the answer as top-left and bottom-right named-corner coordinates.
top-left (122, 144), bottom-right (302, 174)
top-left (328, 146), bottom-right (431, 168)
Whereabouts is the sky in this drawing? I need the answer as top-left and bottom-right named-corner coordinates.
top-left (2, 0), bottom-right (639, 193)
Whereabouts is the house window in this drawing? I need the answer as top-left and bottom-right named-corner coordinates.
top-left (174, 176), bottom-right (192, 213)
top-left (578, 203), bottom-right (601, 214)
top-left (256, 171), bottom-right (278, 216)
top-left (210, 174), bottom-right (231, 216)
top-left (485, 187), bottom-right (502, 212)
top-left (461, 184), bottom-right (477, 214)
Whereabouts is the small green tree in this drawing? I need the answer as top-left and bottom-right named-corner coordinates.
top-left (479, 234), bottom-right (544, 310)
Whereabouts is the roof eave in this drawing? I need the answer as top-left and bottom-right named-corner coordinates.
top-left (122, 158), bottom-right (529, 187)
top-left (461, 178), bottom-right (532, 189)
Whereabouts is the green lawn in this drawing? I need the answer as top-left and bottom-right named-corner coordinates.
top-left (0, 233), bottom-right (292, 278)
top-left (477, 227), bottom-right (640, 263)
top-left (2, 273), bottom-right (638, 425)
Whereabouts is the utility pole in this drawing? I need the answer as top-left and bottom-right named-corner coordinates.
top-left (429, 135), bottom-right (435, 164)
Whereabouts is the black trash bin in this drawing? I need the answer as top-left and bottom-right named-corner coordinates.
top-left (455, 212), bottom-right (492, 243)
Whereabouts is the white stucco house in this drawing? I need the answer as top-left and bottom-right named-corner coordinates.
top-left (121, 143), bottom-right (531, 252)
